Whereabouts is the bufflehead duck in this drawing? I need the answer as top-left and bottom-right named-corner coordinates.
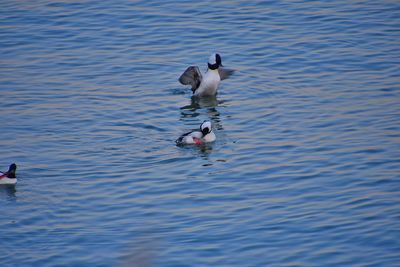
top-left (176, 121), bottom-right (216, 145)
top-left (0, 163), bottom-right (17, 185)
top-left (179, 53), bottom-right (234, 97)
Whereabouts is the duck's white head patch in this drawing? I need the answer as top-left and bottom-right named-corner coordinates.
top-left (208, 53), bottom-right (222, 69)
top-left (200, 121), bottom-right (212, 135)
top-left (208, 53), bottom-right (217, 65)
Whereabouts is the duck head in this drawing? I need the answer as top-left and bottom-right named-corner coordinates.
top-left (7, 163), bottom-right (17, 178)
top-left (200, 121), bottom-right (212, 136)
top-left (208, 53), bottom-right (223, 70)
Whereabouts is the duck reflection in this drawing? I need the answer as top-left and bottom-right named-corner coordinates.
top-left (198, 142), bottom-right (213, 158)
top-left (180, 95), bottom-right (219, 111)
top-left (0, 185), bottom-right (17, 200)
top-left (179, 141), bottom-right (214, 161)
top-left (180, 95), bottom-right (224, 131)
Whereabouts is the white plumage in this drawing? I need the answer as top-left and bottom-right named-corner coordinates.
top-left (179, 53), bottom-right (234, 97)
top-left (176, 121), bottom-right (216, 145)
top-left (0, 163), bottom-right (17, 185)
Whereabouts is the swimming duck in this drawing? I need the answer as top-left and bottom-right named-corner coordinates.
top-left (179, 53), bottom-right (234, 97)
top-left (176, 121), bottom-right (216, 145)
top-left (0, 163), bottom-right (17, 185)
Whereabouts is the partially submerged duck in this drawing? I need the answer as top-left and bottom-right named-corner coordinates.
top-left (176, 121), bottom-right (216, 145)
top-left (0, 163), bottom-right (17, 185)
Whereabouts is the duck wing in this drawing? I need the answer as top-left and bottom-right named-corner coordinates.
top-left (176, 130), bottom-right (192, 145)
top-left (218, 67), bottom-right (235, 80)
top-left (176, 130), bottom-right (203, 145)
top-left (179, 66), bottom-right (203, 93)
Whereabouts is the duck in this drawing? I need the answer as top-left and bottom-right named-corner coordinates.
top-left (179, 53), bottom-right (234, 97)
top-left (0, 163), bottom-right (17, 185)
top-left (176, 121), bottom-right (216, 145)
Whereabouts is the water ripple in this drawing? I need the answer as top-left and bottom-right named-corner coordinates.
top-left (1, 0), bottom-right (400, 266)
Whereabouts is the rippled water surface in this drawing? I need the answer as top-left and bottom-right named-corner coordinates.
top-left (1, 0), bottom-right (400, 266)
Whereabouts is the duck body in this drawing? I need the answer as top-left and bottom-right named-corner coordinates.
top-left (179, 53), bottom-right (234, 97)
top-left (0, 163), bottom-right (17, 185)
top-left (177, 130), bottom-right (205, 145)
top-left (194, 69), bottom-right (221, 97)
top-left (176, 121), bottom-right (216, 145)
top-left (0, 176), bottom-right (17, 185)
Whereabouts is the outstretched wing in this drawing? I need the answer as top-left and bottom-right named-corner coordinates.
top-left (218, 67), bottom-right (235, 80)
top-left (179, 66), bottom-right (203, 92)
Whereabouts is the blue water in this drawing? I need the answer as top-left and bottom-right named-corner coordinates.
top-left (1, 0), bottom-right (400, 266)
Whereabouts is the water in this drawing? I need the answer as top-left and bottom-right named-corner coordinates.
top-left (1, 0), bottom-right (399, 266)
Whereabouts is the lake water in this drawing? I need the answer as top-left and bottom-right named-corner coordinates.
top-left (1, 0), bottom-right (399, 266)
